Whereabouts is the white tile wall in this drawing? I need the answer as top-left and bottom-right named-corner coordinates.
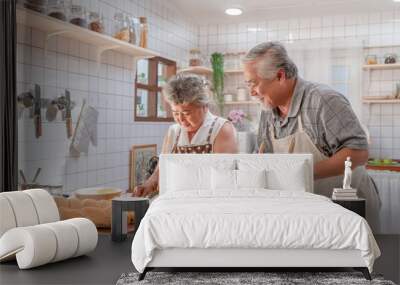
top-left (17, 0), bottom-right (197, 193)
top-left (199, 8), bottom-right (400, 159)
top-left (17, 2), bottom-right (400, 193)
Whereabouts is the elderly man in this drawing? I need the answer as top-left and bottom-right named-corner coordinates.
top-left (243, 41), bottom-right (379, 229)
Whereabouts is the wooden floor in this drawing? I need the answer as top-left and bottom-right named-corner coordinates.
top-left (0, 234), bottom-right (398, 285)
top-left (0, 234), bottom-right (134, 285)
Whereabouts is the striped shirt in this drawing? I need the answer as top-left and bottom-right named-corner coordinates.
top-left (257, 77), bottom-right (368, 156)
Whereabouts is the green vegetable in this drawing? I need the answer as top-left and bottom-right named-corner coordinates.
top-left (211, 52), bottom-right (224, 115)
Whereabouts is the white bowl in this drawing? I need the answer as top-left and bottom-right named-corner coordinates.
top-left (74, 187), bottom-right (122, 200)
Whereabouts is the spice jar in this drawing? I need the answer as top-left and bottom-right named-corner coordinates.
top-left (384, 53), bottom-right (397, 64)
top-left (237, 87), bottom-right (248, 101)
top-left (189, 48), bottom-right (202, 66)
top-left (19, 0), bottom-right (47, 13)
top-left (224, 53), bottom-right (235, 70)
top-left (88, 11), bottom-right (104, 33)
top-left (47, 0), bottom-right (68, 21)
top-left (113, 12), bottom-right (130, 42)
top-left (365, 54), bottom-right (377, 65)
top-left (139, 17), bottom-right (148, 48)
top-left (69, 4), bottom-right (87, 27)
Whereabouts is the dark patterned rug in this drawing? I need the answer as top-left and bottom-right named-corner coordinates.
top-left (116, 271), bottom-right (396, 285)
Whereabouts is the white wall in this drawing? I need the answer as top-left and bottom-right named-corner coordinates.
top-left (199, 9), bottom-right (400, 159)
top-left (17, 0), bottom-right (197, 193)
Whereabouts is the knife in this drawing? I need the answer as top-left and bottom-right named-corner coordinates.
top-left (65, 89), bottom-right (73, 138)
top-left (34, 84), bottom-right (42, 138)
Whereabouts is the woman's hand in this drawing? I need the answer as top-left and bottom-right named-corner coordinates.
top-left (133, 183), bottom-right (157, 197)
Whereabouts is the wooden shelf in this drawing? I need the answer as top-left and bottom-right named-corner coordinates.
top-left (362, 63), bottom-right (400, 70)
top-left (16, 7), bottom-right (159, 58)
top-left (225, 100), bottom-right (259, 105)
top-left (224, 69), bottom-right (243, 74)
top-left (177, 66), bottom-right (212, 75)
top-left (362, 99), bottom-right (400, 104)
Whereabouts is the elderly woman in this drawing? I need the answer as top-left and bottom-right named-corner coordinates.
top-left (134, 73), bottom-right (238, 197)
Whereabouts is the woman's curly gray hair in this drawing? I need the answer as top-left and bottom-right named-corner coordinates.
top-left (163, 73), bottom-right (210, 106)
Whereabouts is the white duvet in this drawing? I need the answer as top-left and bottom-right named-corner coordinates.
top-left (131, 190), bottom-right (380, 273)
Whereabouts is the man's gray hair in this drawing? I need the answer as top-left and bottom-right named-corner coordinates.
top-left (163, 73), bottom-right (210, 106)
top-left (243, 42), bottom-right (298, 80)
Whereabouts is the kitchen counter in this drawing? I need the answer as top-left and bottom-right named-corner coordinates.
top-left (366, 165), bottom-right (400, 172)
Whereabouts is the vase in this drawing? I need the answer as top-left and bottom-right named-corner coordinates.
top-left (236, 131), bottom-right (254, 153)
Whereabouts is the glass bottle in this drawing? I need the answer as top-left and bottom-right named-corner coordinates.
top-left (114, 12), bottom-right (130, 42)
top-left (69, 4), bottom-right (87, 28)
top-left (139, 17), bottom-right (148, 48)
top-left (189, 48), bottom-right (202, 66)
top-left (47, 0), bottom-right (68, 21)
top-left (128, 16), bottom-right (139, 45)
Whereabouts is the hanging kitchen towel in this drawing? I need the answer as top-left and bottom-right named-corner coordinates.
top-left (70, 100), bottom-right (99, 157)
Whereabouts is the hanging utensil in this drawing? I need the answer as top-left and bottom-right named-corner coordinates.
top-left (32, 168), bottom-right (42, 184)
top-left (65, 89), bottom-right (73, 138)
top-left (34, 84), bottom-right (42, 138)
top-left (46, 99), bottom-right (59, 121)
top-left (19, 170), bottom-right (27, 184)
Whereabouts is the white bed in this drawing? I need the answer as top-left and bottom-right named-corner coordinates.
top-left (131, 154), bottom-right (380, 280)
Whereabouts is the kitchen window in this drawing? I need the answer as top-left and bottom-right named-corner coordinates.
top-left (134, 56), bottom-right (176, 122)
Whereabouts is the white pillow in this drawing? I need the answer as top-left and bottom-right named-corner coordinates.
top-left (266, 161), bottom-right (307, 191)
top-left (167, 162), bottom-right (211, 191)
top-left (238, 159), bottom-right (308, 191)
top-left (237, 169), bottom-right (267, 189)
top-left (211, 168), bottom-right (236, 190)
top-left (211, 168), bottom-right (267, 191)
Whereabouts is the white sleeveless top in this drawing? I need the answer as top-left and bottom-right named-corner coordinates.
top-left (164, 111), bottom-right (228, 153)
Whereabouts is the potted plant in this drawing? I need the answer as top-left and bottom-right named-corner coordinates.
top-left (210, 52), bottom-right (224, 115)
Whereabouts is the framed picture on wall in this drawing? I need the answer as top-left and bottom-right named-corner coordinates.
top-left (129, 144), bottom-right (157, 191)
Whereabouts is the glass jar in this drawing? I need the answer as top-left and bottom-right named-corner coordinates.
top-left (224, 53), bottom-right (235, 70)
top-left (47, 0), bottom-right (68, 21)
top-left (365, 54), bottom-right (377, 65)
top-left (237, 52), bottom-right (246, 69)
top-left (18, 0), bottom-right (47, 14)
top-left (237, 86), bottom-right (248, 101)
top-left (88, 11), bottom-right (104, 33)
top-left (69, 4), bottom-right (87, 27)
top-left (384, 53), bottom-right (397, 64)
top-left (114, 12), bottom-right (130, 42)
top-left (189, 48), bottom-right (202, 66)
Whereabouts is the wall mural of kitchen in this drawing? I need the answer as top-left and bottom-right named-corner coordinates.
top-left (16, 0), bottom-right (399, 236)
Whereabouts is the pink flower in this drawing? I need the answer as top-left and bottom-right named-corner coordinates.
top-left (228, 109), bottom-right (247, 126)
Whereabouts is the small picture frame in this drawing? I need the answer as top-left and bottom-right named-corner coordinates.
top-left (129, 144), bottom-right (157, 191)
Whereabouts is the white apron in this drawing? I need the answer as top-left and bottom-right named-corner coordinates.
top-left (268, 115), bottom-right (380, 232)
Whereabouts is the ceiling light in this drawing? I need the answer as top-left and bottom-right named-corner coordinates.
top-left (225, 8), bottom-right (242, 16)
top-left (393, 0), bottom-right (400, 2)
